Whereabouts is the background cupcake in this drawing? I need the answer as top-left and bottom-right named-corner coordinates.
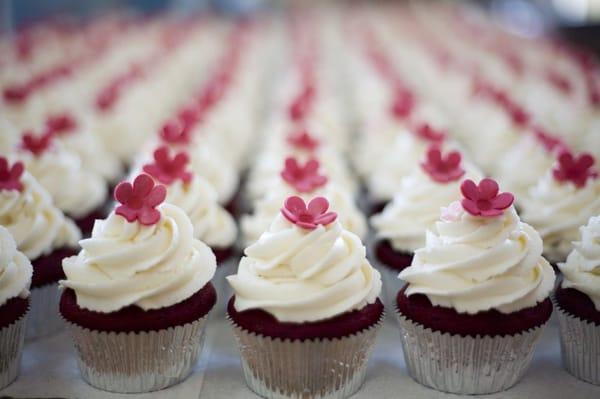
top-left (397, 178), bottom-right (555, 394)
top-left (556, 215), bottom-right (600, 385)
top-left (0, 157), bottom-right (80, 339)
top-left (60, 174), bottom-right (217, 393)
top-left (228, 196), bottom-right (383, 399)
top-left (0, 226), bottom-right (32, 389)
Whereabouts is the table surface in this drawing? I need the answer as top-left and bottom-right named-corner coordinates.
top-left (1, 311), bottom-right (599, 399)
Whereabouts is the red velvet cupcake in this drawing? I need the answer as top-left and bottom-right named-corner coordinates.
top-left (59, 175), bottom-right (218, 393)
top-left (556, 216), bottom-right (600, 385)
top-left (227, 196), bottom-right (383, 399)
top-left (0, 226), bottom-right (33, 389)
top-left (396, 179), bottom-right (555, 394)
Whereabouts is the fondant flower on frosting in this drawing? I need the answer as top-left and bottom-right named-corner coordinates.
top-left (143, 146), bottom-right (193, 185)
top-left (414, 123), bottom-right (446, 143)
top-left (20, 131), bottom-right (53, 156)
top-left (281, 157), bottom-right (328, 193)
top-left (160, 119), bottom-right (191, 145)
top-left (288, 84), bottom-right (315, 122)
top-left (287, 129), bottom-right (319, 151)
top-left (533, 127), bottom-right (567, 153)
top-left (46, 113), bottom-right (77, 136)
top-left (552, 150), bottom-right (598, 188)
top-left (0, 157), bottom-right (24, 192)
top-left (420, 146), bottom-right (465, 183)
top-left (114, 174), bottom-right (167, 225)
top-left (390, 88), bottom-right (414, 120)
top-left (281, 196), bottom-right (337, 230)
top-left (460, 178), bottom-right (514, 217)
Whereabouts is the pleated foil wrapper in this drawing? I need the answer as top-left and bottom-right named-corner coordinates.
top-left (27, 283), bottom-right (63, 341)
top-left (228, 313), bottom-right (384, 399)
top-left (0, 313), bottom-right (27, 390)
top-left (396, 311), bottom-right (547, 394)
top-left (554, 299), bottom-right (600, 385)
top-left (65, 315), bottom-right (209, 393)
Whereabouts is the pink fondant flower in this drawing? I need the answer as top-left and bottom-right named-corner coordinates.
top-left (46, 113), bottom-right (77, 136)
top-left (390, 88), bottom-right (414, 120)
top-left (281, 196), bottom-right (337, 230)
top-left (414, 123), bottom-right (446, 143)
top-left (143, 146), bottom-right (192, 185)
top-left (20, 131), bottom-right (53, 156)
top-left (287, 129), bottom-right (319, 151)
top-left (281, 157), bottom-right (328, 193)
top-left (552, 150), bottom-right (598, 188)
top-left (460, 178), bottom-right (514, 217)
top-left (160, 118), bottom-right (191, 145)
top-left (421, 146), bottom-right (465, 183)
top-left (114, 174), bottom-right (166, 225)
top-left (0, 157), bottom-right (24, 192)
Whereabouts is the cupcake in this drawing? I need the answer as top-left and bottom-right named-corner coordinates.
top-left (228, 196), bottom-right (383, 399)
top-left (60, 174), bottom-right (217, 393)
top-left (371, 146), bottom-right (481, 301)
top-left (521, 150), bottom-right (600, 265)
top-left (141, 145), bottom-right (237, 263)
top-left (16, 130), bottom-right (108, 235)
top-left (556, 215), bottom-right (600, 385)
top-left (241, 157), bottom-right (366, 244)
top-left (0, 157), bottom-right (80, 339)
top-left (397, 178), bottom-right (555, 394)
top-left (0, 226), bottom-right (33, 389)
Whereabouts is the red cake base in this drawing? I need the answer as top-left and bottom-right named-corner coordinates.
top-left (368, 200), bottom-right (387, 217)
top-left (213, 246), bottom-right (235, 264)
top-left (397, 286), bottom-right (553, 337)
top-left (375, 240), bottom-right (413, 272)
top-left (555, 286), bottom-right (600, 325)
top-left (0, 297), bottom-right (29, 329)
top-left (60, 282), bottom-right (217, 333)
top-left (74, 207), bottom-right (107, 237)
top-left (227, 296), bottom-right (384, 340)
top-left (31, 248), bottom-right (77, 289)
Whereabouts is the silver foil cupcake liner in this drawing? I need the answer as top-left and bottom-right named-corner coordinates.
top-left (553, 298), bottom-right (600, 385)
top-left (396, 310), bottom-right (547, 394)
top-left (27, 283), bottom-right (63, 341)
top-left (0, 313), bottom-right (27, 390)
top-left (65, 315), bottom-right (209, 393)
top-left (228, 313), bottom-right (384, 399)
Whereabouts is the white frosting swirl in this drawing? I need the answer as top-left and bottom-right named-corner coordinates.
top-left (559, 216), bottom-right (600, 311)
top-left (0, 172), bottom-right (80, 259)
top-left (228, 214), bottom-right (381, 323)
top-left (61, 204), bottom-right (216, 313)
top-left (19, 146), bottom-right (107, 218)
top-left (521, 173), bottom-right (600, 263)
top-left (0, 226), bottom-right (33, 306)
top-left (371, 166), bottom-right (481, 252)
top-left (399, 205), bottom-right (555, 314)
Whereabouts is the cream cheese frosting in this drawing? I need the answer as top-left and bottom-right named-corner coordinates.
top-left (0, 226), bottom-right (33, 306)
top-left (61, 203), bottom-right (216, 313)
top-left (0, 172), bottom-right (80, 260)
top-left (19, 145), bottom-right (107, 219)
top-left (399, 204), bottom-right (555, 314)
top-left (559, 215), bottom-right (600, 311)
top-left (521, 173), bottom-right (600, 263)
top-left (228, 213), bottom-right (381, 323)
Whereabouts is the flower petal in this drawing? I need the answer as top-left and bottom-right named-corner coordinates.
top-left (478, 178), bottom-right (499, 200)
top-left (145, 185), bottom-right (167, 207)
top-left (314, 211), bottom-right (337, 226)
top-left (133, 174), bottom-right (154, 196)
top-left (114, 181), bottom-right (133, 203)
top-left (307, 197), bottom-right (329, 216)
top-left (460, 179), bottom-right (479, 200)
top-left (284, 196), bottom-right (307, 214)
top-left (491, 192), bottom-right (514, 210)
top-left (138, 207), bottom-right (161, 225)
top-left (115, 205), bottom-right (137, 222)
top-left (461, 198), bottom-right (480, 216)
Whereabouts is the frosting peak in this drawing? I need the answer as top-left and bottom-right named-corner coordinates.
top-left (0, 226), bottom-right (32, 306)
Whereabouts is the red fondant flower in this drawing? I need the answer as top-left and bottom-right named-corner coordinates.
top-left (281, 157), bottom-right (328, 193)
top-left (390, 89), bottom-right (414, 120)
top-left (114, 174), bottom-right (166, 225)
top-left (46, 113), bottom-right (77, 136)
top-left (3, 85), bottom-right (31, 103)
top-left (143, 146), bottom-right (192, 185)
top-left (552, 150), bottom-right (598, 188)
top-left (287, 129), bottom-right (319, 151)
top-left (460, 178), bottom-right (514, 217)
top-left (0, 157), bottom-right (24, 192)
top-left (20, 131), bottom-right (53, 156)
top-left (533, 127), bottom-right (567, 153)
top-left (159, 119), bottom-right (191, 145)
top-left (414, 123), bottom-right (446, 143)
top-left (420, 146), bottom-right (465, 183)
top-left (281, 196), bottom-right (337, 230)
top-left (288, 84), bottom-right (315, 122)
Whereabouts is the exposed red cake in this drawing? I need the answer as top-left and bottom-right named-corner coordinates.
top-left (74, 207), bottom-right (107, 237)
top-left (60, 282), bottom-right (216, 333)
top-left (555, 286), bottom-right (600, 325)
top-left (227, 296), bottom-right (384, 340)
top-left (213, 246), bottom-right (235, 264)
top-left (397, 285), bottom-right (553, 337)
top-left (368, 200), bottom-right (387, 216)
top-left (31, 248), bottom-right (77, 289)
top-left (0, 297), bottom-right (29, 329)
top-left (375, 240), bottom-right (413, 272)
